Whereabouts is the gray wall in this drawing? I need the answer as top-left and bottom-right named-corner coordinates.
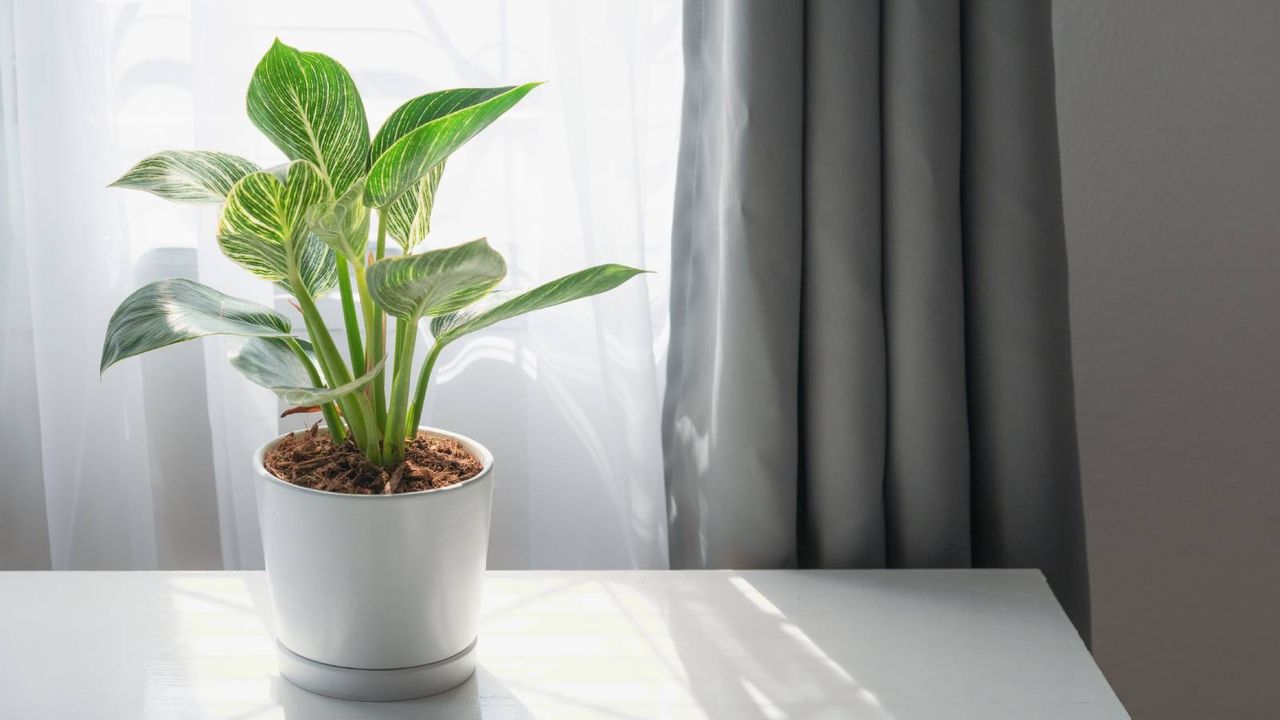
top-left (1053, 1), bottom-right (1280, 717)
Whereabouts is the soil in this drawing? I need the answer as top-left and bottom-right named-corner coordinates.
top-left (264, 424), bottom-right (483, 495)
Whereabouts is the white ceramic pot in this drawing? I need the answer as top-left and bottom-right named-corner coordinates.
top-left (254, 426), bottom-right (494, 701)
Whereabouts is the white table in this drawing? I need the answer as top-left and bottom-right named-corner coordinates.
top-left (0, 570), bottom-right (1127, 719)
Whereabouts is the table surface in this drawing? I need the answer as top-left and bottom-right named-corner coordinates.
top-left (0, 569), bottom-right (1127, 719)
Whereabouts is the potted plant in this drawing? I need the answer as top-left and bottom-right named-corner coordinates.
top-left (100, 40), bottom-right (644, 701)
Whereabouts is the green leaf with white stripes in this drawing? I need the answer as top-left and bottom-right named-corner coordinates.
top-left (110, 150), bottom-right (260, 204)
top-left (370, 88), bottom-right (513, 159)
top-left (226, 336), bottom-right (385, 406)
top-left (364, 83), bottom-right (539, 207)
top-left (430, 264), bottom-right (648, 345)
top-left (306, 177), bottom-right (370, 261)
top-left (100, 278), bottom-right (292, 373)
top-left (384, 162), bottom-right (444, 252)
top-left (366, 238), bottom-right (506, 320)
top-left (368, 90), bottom-right (498, 249)
top-left (373, 88), bottom-right (541, 246)
top-left (217, 160), bottom-right (337, 298)
top-left (225, 337), bottom-right (311, 390)
top-left (247, 38), bottom-right (370, 195)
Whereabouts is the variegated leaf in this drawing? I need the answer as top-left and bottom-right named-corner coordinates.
top-left (370, 88), bottom-right (515, 158)
top-left (226, 336), bottom-right (386, 406)
top-left (366, 238), bottom-right (506, 320)
top-left (217, 160), bottom-right (337, 298)
top-left (226, 337), bottom-right (310, 388)
top-left (364, 83), bottom-right (540, 207)
top-left (430, 264), bottom-right (647, 345)
top-left (247, 39), bottom-right (370, 195)
top-left (110, 150), bottom-right (260, 204)
top-left (384, 162), bottom-right (444, 252)
top-left (305, 177), bottom-right (370, 261)
top-left (100, 278), bottom-right (292, 373)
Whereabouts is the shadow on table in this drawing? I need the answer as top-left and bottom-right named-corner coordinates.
top-left (461, 572), bottom-right (901, 719)
top-left (663, 572), bottom-right (900, 720)
top-left (273, 665), bottom-right (534, 719)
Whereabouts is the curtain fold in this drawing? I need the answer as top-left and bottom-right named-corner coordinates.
top-left (2, 0), bottom-right (160, 570)
top-left (664, 0), bottom-right (1090, 637)
top-left (0, 0), bottom-right (50, 570)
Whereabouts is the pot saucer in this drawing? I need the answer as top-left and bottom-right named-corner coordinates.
top-left (276, 638), bottom-right (477, 701)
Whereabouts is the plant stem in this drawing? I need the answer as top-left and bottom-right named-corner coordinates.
top-left (334, 255), bottom-right (364, 374)
top-left (294, 281), bottom-right (378, 456)
top-left (297, 308), bottom-right (356, 437)
top-left (353, 262), bottom-right (380, 423)
top-left (367, 211), bottom-right (390, 428)
top-left (389, 316), bottom-right (404, 427)
top-left (382, 318), bottom-right (418, 464)
top-left (393, 309), bottom-right (406, 367)
top-left (376, 208), bottom-right (388, 261)
top-left (285, 336), bottom-right (345, 444)
top-left (407, 341), bottom-right (444, 436)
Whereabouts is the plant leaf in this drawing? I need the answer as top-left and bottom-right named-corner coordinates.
top-left (110, 150), bottom-right (259, 204)
top-left (226, 337), bottom-right (311, 388)
top-left (296, 357), bottom-right (386, 406)
top-left (430, 264), bottom-right (648, 345)
top-left (280, 405), bottom-right (324, 418)
top-left (368, 89), bottom-right (490, 250)
top-left (217, 160), bottom-right (337, 298)
top-left (247, 38), bottom-right (370, 195)
top-left (226, 336), bottom-right (386, 405)
top-left (365, 238), bottom-right (506, 320)
top-left (384, 162), bottom-right (444, 252)
top-left (101, 278), bottom-right (292, 373)
top-left (370, 88), bottom-right (515, 158)
top-left (364, 83), bottom-right (539, 207)
top-left (305, 177), bottom-right (370, 261)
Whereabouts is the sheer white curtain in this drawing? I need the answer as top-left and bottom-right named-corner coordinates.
top-left (0, 0), bottom-right (678, 571)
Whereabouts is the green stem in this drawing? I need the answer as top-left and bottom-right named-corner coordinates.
top-left (382, 318), bottom-right (418, 464)
top-left (295, 285), bottom-right (378, 457)
top-left (367, 211), bottom-right (390, 427)
top-left (389, 319), bottom-right (404, 430)
top-left (408, 341), bottom-right (444, 436)
top-left (335, 255), bottom-right (364, 374)
top-left (297, 309), bottom-right (355, 432)
top-left (285, 337), bottom-right (345, 444)
top-left (375, 208), bottom-right (388, 261)
top-left (393, 311), bottom-right (406, 367)
top-left (353, 263), bottom-right (381, 425)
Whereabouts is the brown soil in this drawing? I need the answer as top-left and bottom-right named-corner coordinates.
top-left (264, 424), bottom-right (483, 495)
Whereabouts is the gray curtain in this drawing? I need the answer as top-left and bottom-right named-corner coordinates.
top-left (663, 0), bottom-right (1090, 637)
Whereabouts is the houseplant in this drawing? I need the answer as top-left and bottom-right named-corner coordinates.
top-left (100, 39), bottom-right (644, 700)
